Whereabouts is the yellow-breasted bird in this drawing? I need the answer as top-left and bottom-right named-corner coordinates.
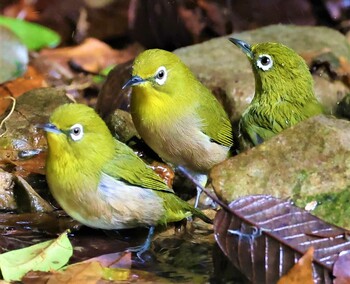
top-left (230, 38), bottom-right (324, 147)
top-left (123, 49), bottom-right (233, 207)
top-left (42, 103), bottom-right (211, 257)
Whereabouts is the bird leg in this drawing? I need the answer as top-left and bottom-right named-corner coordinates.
top-left (177, 166), bottom-right (208, 208)
top-left (127, 226), bottom-right (155, 260)
top-left (194, 174), bottom-right (208, 208)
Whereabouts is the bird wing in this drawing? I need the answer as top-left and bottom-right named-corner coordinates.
top-left (239, 104), bottom-right (277, 145)
top-left (239, 114), bottom-right (273, 146)
top-left (240, 99), bottom-right (324, 146)
top-left (102, 139), bottom-right (174, 193)
top-left (196, 90), bottom-right (233, 148)
top-left (100, 142), bottom-right (212, 226)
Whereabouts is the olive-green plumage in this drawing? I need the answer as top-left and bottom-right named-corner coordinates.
top-left (123, 49), bottom-right (233, 207)
top-left (44, 104), bottom-right (210, 233)
top-left (124, 49), bottom-right (233, 173)
top-left (230, 38), bottom-right (324, 146)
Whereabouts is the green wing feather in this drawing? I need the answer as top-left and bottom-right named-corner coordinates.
top-left (157, 191), bottom-right (212, 224)
top-left (240, 99), bottom-right (324, 146)
top-left (197, 88), bottom-right (233, 148)
top-left (102, 139), bottom-right (173, 193)
top-left (101, 140), bottom-right (212, 224)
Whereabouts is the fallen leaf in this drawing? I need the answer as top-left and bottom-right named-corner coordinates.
top-left (101, 265), bottom-right (130, 282)
top-left (150, 161), bottom-right (175, 188)
top-left (23, 261), bottom-right (175, 283)
top-left (214, 195), bottom-right (350, 283)
top-left (84, 251), bottom-right (131, 269)
top-left (3, 0), bottom-right (39, 21)
top-left (277, 247), bottom-right (314, 284)
top-left (22, 263), bottom-right (103, 284)
top-left (39, 38), bottom-right (140, 74)
top-left (0, 16), bottom-right (60, 50)
top-left (11, 151), bottom-right (47, 177)
top-left (0, 230), bottom-right (73, 282)
top-left (0, 66), bottom-right (47, 116)
top-left (333, 250), bottom-right (350, 284)
top-left (51, 262), bottom-right (105, 284)
top-left (24, 261), bottom-right (130, 283)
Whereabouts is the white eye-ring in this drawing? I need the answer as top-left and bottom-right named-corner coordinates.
top-left (154, 66), bottom-right (167, 85)
top-left (256, 54), bottom-right (273, 71)
top-left (69, 123), bottom-right (84, 141)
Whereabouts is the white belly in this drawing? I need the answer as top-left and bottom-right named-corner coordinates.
top-left (138, 115), bottom-right (230, 172)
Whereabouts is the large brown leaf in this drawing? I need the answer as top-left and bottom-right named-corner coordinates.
top-left (214, 195), bottom-right (350, 283)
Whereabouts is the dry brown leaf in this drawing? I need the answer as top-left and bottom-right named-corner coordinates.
top-left (3, 0), bottom-right (39, 21)
top-left (11, 151), bottom-right (47, 177)
top-left (277, 247), bottom-right (314, 284)
top-left (150, 161), bottom-right (175, 188)
top-left (45, 261), bottom-right (130, 284)
top-left (22, 262), bottom-right (105, 284)
top-left (0, 66), bottom-right (47, 115)
top-left (48, 261), bottom-right (104, 284)
top-left (39, 38), bottom-right (141, 74)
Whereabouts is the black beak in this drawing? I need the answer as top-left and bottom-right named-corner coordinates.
top-left (122, 75), bottom-right (145, 89)
top-left (229, 38), bottom-right (253, 59)
top-left (37, 123), bottom-right (62, 134)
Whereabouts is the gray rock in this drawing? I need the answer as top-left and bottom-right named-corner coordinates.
top-left (335, 92), bottom-right (350, 119)
top-left (175, 25), bottom-right (350, 121)
top-left (210, 115), bottom-right (350, 203)
top-left (107, 109), bottom-right (140, 143)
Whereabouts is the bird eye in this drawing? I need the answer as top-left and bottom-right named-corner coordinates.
top-left (256, 54), bottom-right (273, 71)
top-left (69, 123), bottom-right (84, 141)
top-left (155, 66), bottom-right (167, 85)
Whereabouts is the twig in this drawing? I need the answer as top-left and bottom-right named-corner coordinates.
top-left (177, 166), bottom-right (231, 211)
top-left (0, 96), bottom-right (16, 138)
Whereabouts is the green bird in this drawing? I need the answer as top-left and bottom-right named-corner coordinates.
top-left (230, 38), bottom-right (324, 146)
top-left (42, 103), bottom-right (211, 257)
top-left (122, 49), bottom-right (233, 207)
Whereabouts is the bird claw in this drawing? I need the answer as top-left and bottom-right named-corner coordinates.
top-left (126, 245), bottom-right (147, 262)
top-left (126, 226), bottom-right (155, 262)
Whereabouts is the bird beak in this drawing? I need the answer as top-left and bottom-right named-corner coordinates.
top-left (229, 38), bottom-right (253, 59)
top-left (37, 123), bottom-right (62, 134)
top-left (122, 75), bottom-right (145, 89)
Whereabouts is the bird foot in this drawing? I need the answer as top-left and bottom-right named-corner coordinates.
top-left (126, 226), bottom-right (155, 262)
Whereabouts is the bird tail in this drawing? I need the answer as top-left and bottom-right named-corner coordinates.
top-left (159, 191), bottom-right (213, 225)
top-left (190, 206), bottom-right (213, 224)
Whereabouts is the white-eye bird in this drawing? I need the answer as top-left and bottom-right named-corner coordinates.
top-left (123, 49), bottom-right (233, 207)
top-left (43, 103), bottom-right (211, 258)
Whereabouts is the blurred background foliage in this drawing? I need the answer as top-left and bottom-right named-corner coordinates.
top-left (1, 0), bottom-right (350, 51)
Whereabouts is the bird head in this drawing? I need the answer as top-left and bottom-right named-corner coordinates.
top-left (123, 49), bottom-right (194, 97)
top-left (42, 104), bottom-right (115, 164)
top-left (229, 38), bottom-right (313, 102)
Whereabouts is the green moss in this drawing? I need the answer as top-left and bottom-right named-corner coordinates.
top-left (294, 188), bottom-right (350, 229)
top-left (291, 170), bottom-right (309, 198)
top-left (0, 137), bottom-right (11, 149)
